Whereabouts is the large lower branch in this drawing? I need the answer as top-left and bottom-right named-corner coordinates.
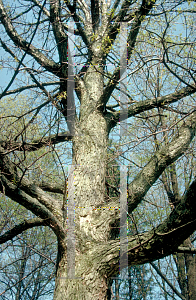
top-left (128, 110), bottom-right (196, 213)
top-left (177, 247), bottom-right (196, 254)
top-left (0, 175), bottom-right (66, 241)
top-left (0, 146), bottom-right (62, 218)
top-left (93, 179), bottom-right (196, 277)
top-left (37, 181), bottom-right (65, 194)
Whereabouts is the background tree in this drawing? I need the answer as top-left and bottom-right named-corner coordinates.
top-left (0, 0), bottom-right (196, 299)
top-left (0, 225), bottom-right (56, 300)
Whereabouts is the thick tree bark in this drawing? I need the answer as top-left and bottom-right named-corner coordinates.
top-left (53, 62), bottom-right (116, 299)
top-left (54, 246), bottom-right (110, 300)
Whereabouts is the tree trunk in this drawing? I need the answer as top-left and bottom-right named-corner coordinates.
top-left (184, 239), bottom-right (196, 300)
top-left (175, 252), bottom-right (188, 299)
top-left (174, 237), bottom-right (196, 300)
top-left (54, 63), bottom-right (115, 299)
top-left (54, 246), bottom-right (110, 300)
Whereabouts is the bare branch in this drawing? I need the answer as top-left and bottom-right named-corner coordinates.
top-left (150, 262), bottom-right (186, 300)
top-left (0, 0), bottom-right (60, 75)
top-left (177, 247), bottom-right (196, 254)
top-left (128, 110), bottom-right (196, 212)
top-left (0, 132), bottom-right (72, 152)
top-left (0, 218), bottom-right (47, 244)
top-left (0, 81), bottom-right (60, 97)
top-left (109, 84), bottom-right (196, 128)
top-left (30, 0), bottom-right (50, 17)
top-left (50, 0), bottom-right (68, 74)
top-left (91, 0), bottom-right (100, 32)
top-left (101, 0), bottom-right (156, 106)
top-left (0, 38), bottom-right (61, 108)
top-left (0, 174), bottom-right (65, 239)
top-left (63, 0), bottom-right (91, 47)
top-left (0, 147), bottom-right (62, 219)
top-left (37, 181), bottom-right (64, 194)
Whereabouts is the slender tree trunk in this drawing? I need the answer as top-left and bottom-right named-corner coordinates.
top-left (15, 248), bottom-right (28, 300)
top-left (128, 268), bottom-right (133, 300)
top-left (174, 252), bottom-right (188, 299)
top-left (184, 239), bottom-right (196, 300)
top-left (115, 279), bottom-right (120, 300)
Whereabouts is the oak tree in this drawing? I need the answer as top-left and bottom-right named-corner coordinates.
top-left (0, 0), bottom-right (196, 299)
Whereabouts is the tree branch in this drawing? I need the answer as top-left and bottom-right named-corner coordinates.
top-left (30, 0), bottom-right (50, 17)
top-left (0, 146), bottom-right (62, 219)
top-left (0, 81), bottom-right (60, 97)
top-left (0, 218), bottom-right (47, 244)
top-left (177, 247), bottom-right (196, 254)
top-left (49, 0), bottom-right (68, 76)
top-left (0, 174), bottom-right (65, 240)
top-left (0, 37), bottom-right (62, 114)
top-left (128, 110), bottom-right (196, 213)
top-left (36, 181), bottom-right (65, 194)
top-left (63, 0), bottom-right (91, 47)
top-left (101, 0), bottom-right (156, 106)
top-left (91, 0), bottom-right (100, 32)
top-left (150, 262), bottom-right (186, 300)
top-left (108, 84), bottom-right (196, 128)
top-left (0, 0), bottom-right (60, 75)
top-left (94, 179), bottom-right (196, 277)
top-left (0, 132), bottom-right (72, 152)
